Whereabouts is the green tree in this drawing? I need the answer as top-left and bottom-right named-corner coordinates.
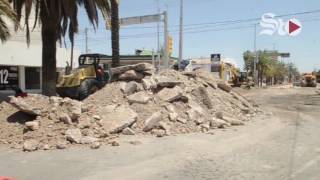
top-left (10, 0), bottom-right (111, 96)
top-left (0, 0), bottom-right (17, 42)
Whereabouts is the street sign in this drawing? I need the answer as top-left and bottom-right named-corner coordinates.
top-left (118, 14), bottom-right (161, 27)
top-left (279, 53), bottom-right (290, 58)
top-left (0, 66), bottom-right (19, 90)
top-left (211, 54), bottom-right (221, 62)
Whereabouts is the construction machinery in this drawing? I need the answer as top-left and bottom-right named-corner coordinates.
top-left (57, 54), bottom-right (110, 100)
top-left (300, 73), bottom-right (317, 87)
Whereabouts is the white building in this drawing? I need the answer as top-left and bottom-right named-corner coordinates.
top-left (0, 20), bottom-right (79, 95)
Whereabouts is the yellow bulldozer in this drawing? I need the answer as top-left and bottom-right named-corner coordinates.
top-left (300, 73), bottom-right (317, 87)
top-left (57, 54), bottom-right (110, 100)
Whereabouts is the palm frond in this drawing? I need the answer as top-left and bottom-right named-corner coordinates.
top-left (0, 0), bottom-right (17, 42)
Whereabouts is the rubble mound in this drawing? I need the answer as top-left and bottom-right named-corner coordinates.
top-left (0, 64), bottom-right (259, 151)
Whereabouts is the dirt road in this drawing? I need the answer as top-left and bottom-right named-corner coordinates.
top-left (1, 87), bottom-right (320, 180)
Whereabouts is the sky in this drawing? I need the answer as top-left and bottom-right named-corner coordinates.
top-left (75, 0), bottom-right (320, 72)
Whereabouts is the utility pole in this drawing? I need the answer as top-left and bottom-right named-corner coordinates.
top-left (85, 28), bottom-right (88, 54)
top-left (178, 0), bottom-right (184, 70)
top-left (156, 0), bottom-right (161, 69)
top-left (163, 11), bottom-right (169, 68)
top-left (253, 24), bottom-right (258, 86)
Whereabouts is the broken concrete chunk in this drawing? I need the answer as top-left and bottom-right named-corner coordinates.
top-left (9, 95), bottom-right (45, 116)
top-left (210, 118), bottom-right (230, 128)
top-left (100, 105), bottom-right (137, 133)
top-left (121, 81), bottom-right (138, 95)
top-left (25, 121), bottom-right (40, 131)
top-left (80, 136), bottom-right (98, 144)
top-left (177, 117), bottom-right (187, 124)
top-left (218, 82), bottom-right (232, 92)
top-left (110, 63), bottom-right (153, 76)
top-left (169, 112), bottom-right (178, 121)
top-left (23, 139), bottom-right (39, 151)
top-left (56, 142), bottom-right (67, 149)
top-left (127, 91), bottom-right (151, 104)
top-left (90, 142), bottom-right (101, 149)
top-left (152, 129), bottom-right (166, 137)
top-left (143, 112), bottom-right (162, 132)
top-left (154, 76), bottom-right (182, 88)
top-left (222, 116), bottom-right (245, 126)
top-left (157, 86), bottom-right (184, 102)
top-left (198, 87), bottom-right (213, 109)
top-left (59, 113), bottom-right (72, 125)
top-left (142, 78), bottom-right (157, 90)
top-left (159, 121), bottom-right (171, 134)
top-left (119, 70), bottom-right (144, 81)
top-left (65, 128), bottom-right (82, 143)
top-left (122, 127), bottom-right (135, 135)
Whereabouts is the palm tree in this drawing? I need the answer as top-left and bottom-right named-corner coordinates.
top-left (10, 0), bottom-right (111, 96)
top-left (0, 0), bottom-right (17, 42)
top-left (110, 0), bottom-right (119, 67)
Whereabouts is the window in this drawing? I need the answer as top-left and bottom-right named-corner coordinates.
top-left (25, 67), bottom-right (40, 90)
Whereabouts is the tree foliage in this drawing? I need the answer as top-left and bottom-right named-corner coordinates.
top-left (243, 50), bottom-right (298, 84)
top-left (0, 0), bottom-right (17, 42)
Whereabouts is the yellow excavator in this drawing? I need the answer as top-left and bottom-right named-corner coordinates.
top-left (301, 73), bottom-right (317, 87)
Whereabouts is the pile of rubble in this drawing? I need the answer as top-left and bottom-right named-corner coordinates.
top-left (0, 63), bottom-right (259, 151)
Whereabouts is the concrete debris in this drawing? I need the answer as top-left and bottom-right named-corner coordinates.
top-left (130, 140), bottom-right (142, 145)
top-left (210, 118), bottom-right (230, 128)
top-left (142, 77), bottom-right (157, 90)
top-left (100, 105), bottom-right (138, 133)
top-left (154, 76), bottom-right (182, 88)
top-left (157, 86), bottom-right (184, 102)
top-left (198, 87), bottom-right (213, 109)
top-left (65, 128), bottom-right (82, 143)
top-left (127, 91), bottom-right (152, 104)
top-left (90, 142), bottom-right (101, 149)
top-left (25, 121), bottom-right (40, 131)
top-left (169, 112), bottom-right (178, 121)
top-left (177, 117), bottom-right (187, 124)
top-left (10, 95), bottom-right (46, 116)
top-left (80, 136), bottom-right (98, 144)
top-left (56, 142), bottom-right (67, 149)
top-left (111, 141), bottom-right (120, 146)
top-left (222, 116), bottom-right (245, 126)
top-left (121, 81), bottom-right (138, 95)
top-left (23, 139), bottom-right (39, 151)
top-left (152, 129), bottom-right (166, 137)
top-left (119, 70), bottom-right (144, 81)
top-left (0, 65), bottom-right (260, 151)
top-left (110, 63), bottom-right (153, 76)
top-left (59, 113), bottom-right (73, 125)
top-left (218, 82), bottom-right (232, 92)
top-left (143, 112), bottom-right (162, 132)
top-left (122, 127), bottom-right (135, 135)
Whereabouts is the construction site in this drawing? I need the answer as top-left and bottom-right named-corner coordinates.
top-left (1, 0), bottom-right (320, 180)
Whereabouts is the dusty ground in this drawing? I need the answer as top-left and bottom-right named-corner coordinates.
top-left (0, 87), bottom-right (320, 180)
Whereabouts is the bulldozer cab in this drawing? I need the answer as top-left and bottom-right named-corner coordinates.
top-left (78, 54), bottom-right (105, 67)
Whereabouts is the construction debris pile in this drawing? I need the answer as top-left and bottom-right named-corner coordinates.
top-left (0, 63), bottom-right (259, 151)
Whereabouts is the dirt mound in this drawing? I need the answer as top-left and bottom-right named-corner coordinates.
top-left (0, 65), bottom-right (259, 151)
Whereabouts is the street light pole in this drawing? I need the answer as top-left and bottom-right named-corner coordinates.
top-left (178, 0), bottom-right (184, 70)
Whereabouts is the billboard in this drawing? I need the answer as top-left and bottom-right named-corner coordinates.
top-left (211, 54), bottom-right (221, 62)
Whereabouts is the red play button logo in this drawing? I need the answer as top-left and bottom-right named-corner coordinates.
top-left (286, 19), bottom-right (302, 36)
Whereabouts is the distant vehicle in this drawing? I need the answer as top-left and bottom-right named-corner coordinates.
top-left (300, 73), bottom-right (317, 87)
top-left (56, 54), bottom-right (110, 100)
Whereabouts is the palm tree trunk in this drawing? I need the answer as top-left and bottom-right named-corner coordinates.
top-left (40, 1), bottom-right (58, 96)
top-left (111, 0), bottom-right (120, 67)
